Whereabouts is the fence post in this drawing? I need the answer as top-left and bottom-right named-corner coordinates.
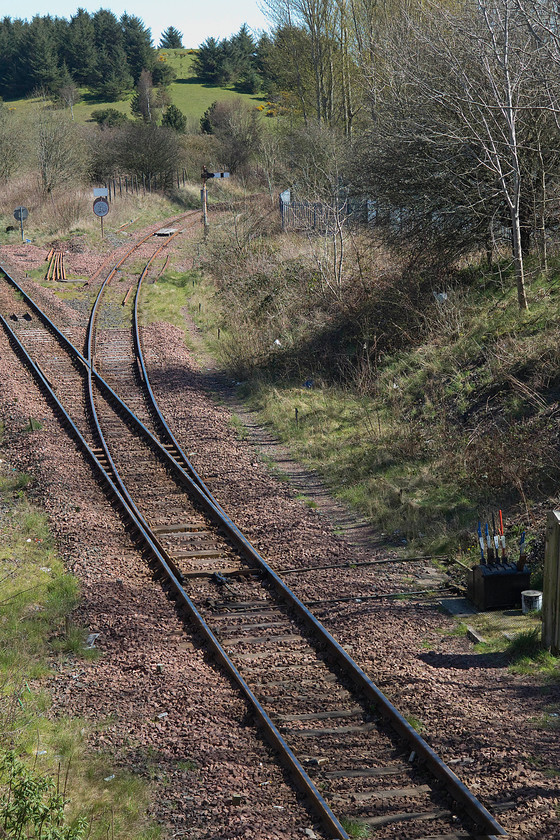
top-left (542, 510), bottom-right (560, 653)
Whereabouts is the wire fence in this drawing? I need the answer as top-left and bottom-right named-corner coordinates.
top-left (103, 170), bottom-right (189, 200)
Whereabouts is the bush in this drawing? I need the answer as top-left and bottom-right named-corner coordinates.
top-left (91, 108), bottom-right (129, 128)
top-left (0, 749), bottom-right (88, 840)
top-left (161, 104), bottom-right (187, 133)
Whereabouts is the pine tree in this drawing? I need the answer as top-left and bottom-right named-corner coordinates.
top-left (0, 17), bottom-right (26, 98)
top-left (121, 13), bottom-right (155, 84)
top-left (65, 9), bottom-right (97, 86)
top-left (159, 27), bottom-right (183, 49)
top-left (91, 10), bottom-right (132, 99)
top-left (230, 25), bottom-right (256, 78)
top-left (162, 103), bottom-right (187, 132)
top-left (193, 37), bottom-right (225, 83)
top-left (24, 16), bottom-right (62, 93)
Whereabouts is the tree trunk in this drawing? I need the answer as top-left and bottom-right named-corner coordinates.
top-left (511, 207), bottom-right (528, 310)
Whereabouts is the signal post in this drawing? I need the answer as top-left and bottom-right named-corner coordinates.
top-left (201, 167), bottom-right (229, 236)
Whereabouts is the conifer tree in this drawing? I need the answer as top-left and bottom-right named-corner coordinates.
top-left (91, 10), bottom-right (132, 99)
top-left (162, 103), bottom-right (187, 131)
top-left (159, 26), bottom-right (183, 48)
top-left (24, 16), bottom-right (62, 93)
top-left (121, 13), bottom-right (155, 84)
top-left (65, 9), bottom-right (97, 86)
top-left (193, 37), bottom-right (226, 82)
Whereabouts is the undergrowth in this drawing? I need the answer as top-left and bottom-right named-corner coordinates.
top-left (506, 628), bottom-right (559, 676)
top-left (189, 211), bottom-right (560, 568)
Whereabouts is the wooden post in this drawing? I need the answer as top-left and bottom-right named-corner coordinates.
top-left (201, 182), bottom-right (208, 237)
top-left (542, 510), bottom-right (560, 653)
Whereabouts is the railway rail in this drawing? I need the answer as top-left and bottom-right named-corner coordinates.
top-left (0, 223), bottom-right (508, 840)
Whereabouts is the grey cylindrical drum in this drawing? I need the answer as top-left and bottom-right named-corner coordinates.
top-left (521, 590), bottom-right (542, 614)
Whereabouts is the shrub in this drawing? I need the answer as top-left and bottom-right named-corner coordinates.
top-left (0, 749), bottom-right (88, 840)
top-left (91, 108), bottom-right (129, 128)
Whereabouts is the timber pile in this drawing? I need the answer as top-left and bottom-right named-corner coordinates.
top-left (45, 249), bottom-right (67, 281)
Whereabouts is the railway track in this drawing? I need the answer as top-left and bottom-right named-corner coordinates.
top-left (0, 224), bottom-right (508, 840)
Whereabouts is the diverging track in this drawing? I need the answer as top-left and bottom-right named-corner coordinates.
top-left (0, 223), bottom-right (508, 840)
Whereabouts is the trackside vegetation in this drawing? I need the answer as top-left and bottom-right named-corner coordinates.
top-left (0, 463), bottom-right (158, 840)
top-left (180, 203), bottom-right (560, 585)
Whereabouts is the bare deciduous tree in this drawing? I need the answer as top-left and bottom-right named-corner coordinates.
top-left (360, 0), bottom-right (552, 308)
top-left (34, 107), bottom-right (87, 195)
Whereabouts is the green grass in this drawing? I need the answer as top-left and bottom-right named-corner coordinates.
top-left (0, 463), bottom-right (159, 840)
top-left (530, 708), bottom-right (560, 730)
top-left (4, 90), bottom-right (132, 126)
top-left (4, 50), bottom-right (266, 125)
top-left (468, 620), bottom-right (560, 678)
top-left (142, 265), bottom-right (232, 360)
top-left (403, 714), bottom-right (425, 732)
top-left (340, 817), bottom-right (370, 838)
top-left (241, 381), bottom-right (476, 554)
top-left (506, 628), bottom-right (559, 676)
top-left (295, 492), bottom-right (318, 509)
top-left (140, 268), bottom-right (202, 331)
top-left (160, 50), bottom-right (266, 123)
top-left (229, 414), bottom-right (248, 440)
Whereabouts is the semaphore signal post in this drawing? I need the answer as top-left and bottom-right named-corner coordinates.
top-left (201, 167), bottom-right (230, 236)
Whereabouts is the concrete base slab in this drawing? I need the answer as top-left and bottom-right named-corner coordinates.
top-left (440, 597), bottom-right (477, 617)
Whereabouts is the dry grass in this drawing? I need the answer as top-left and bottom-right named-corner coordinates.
top-left (0, 174), bottom-right (205, 246)
top-left (188, 203), bottom-right (560, 562)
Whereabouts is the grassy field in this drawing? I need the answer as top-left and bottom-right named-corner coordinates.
top-left (160, 50), bottom-right (266, 125)
top-left (4, 50), bottom-right (266, 126)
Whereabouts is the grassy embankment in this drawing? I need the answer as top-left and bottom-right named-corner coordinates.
top-left (143, 216), bottom-right (560, 590)
top-left (138, 218), bottom-right (560, 677)
top-left (0, 454), bottom-right (159, 840)
top-left (4, 50), bottom-right (265, 126)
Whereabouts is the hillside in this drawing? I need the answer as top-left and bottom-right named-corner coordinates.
top-left (4, 51), bottom-right (265, 126)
